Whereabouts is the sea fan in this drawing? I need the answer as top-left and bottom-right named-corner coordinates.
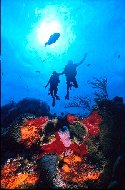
top-left (88, 77), bottom-right (108, 103)
top-left (65, 96), bottom-right (91, 111)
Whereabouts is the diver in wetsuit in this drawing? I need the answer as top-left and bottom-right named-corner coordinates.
top-left (62, 53), bottom-right (87, 100)
top-left (45, 71), bottom-right (62, 107)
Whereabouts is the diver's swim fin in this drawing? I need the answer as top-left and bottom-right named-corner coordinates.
top-left (65, 94), bottom-right (69, 100)
top-left (55, 95), bottom-right (60, 100)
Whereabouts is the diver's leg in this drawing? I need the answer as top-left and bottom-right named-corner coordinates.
top-left (52, 96), bottom-right (55, 107)
top-left (50, 87), bottom-right (55, 106)
top-left (65, 80), bottom-right (70, 100)
top-left (49, 86), bottom-right (52, 96)
top-left (50, 87), bottom-right (54, 98)
top-left (67, 79), bottom-right (70, 91)
top-left (73, 78), bottom-right (78, 88)
top-left (54, 87), bottom-right (60, 100)
top-left (48, 88), bottom-right (51, 95)
top-left (69, 81), bottom-right (74, 89)
top-left (69, 83), bottom-right (72, 90)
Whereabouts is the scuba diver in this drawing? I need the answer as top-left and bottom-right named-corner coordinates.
top-left (45, 71), bottom-right (63, 107)
top-left (62, 53), bottom-right (87, 100)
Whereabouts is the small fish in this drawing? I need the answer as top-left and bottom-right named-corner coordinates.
top-left (36, 71), bottom-right (40, 74)
top-left (45, 32), bottom-right (60, 47)
top-left (118, 54), bottom-right (120, 59)
top-left (87, 64), bottom-right (91, 67)
top-left (43, 60), bottom-right (45, 62)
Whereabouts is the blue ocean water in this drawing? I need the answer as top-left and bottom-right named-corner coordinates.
top-left (1, 0), bottom-right (125, 115)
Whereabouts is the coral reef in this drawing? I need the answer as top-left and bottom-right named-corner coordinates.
top-left (20, 117), bottom-right (48, 148)
top-left (69, 121), bottom-right (87, 143)
top-left (1, 98), bottom-right (50, 131)
top-left (1, 96), bottom-right (125, 189)
top-left (60, 153), bottom-right (103, 184)
top-left (82, 110), bottom-right (102, 136)
top-left (1, 98), bottom-right (50, 165)
top-left (1, 156), bottom-right (39, 189)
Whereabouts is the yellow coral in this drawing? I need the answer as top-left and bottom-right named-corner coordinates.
top-left (1, 173), bottom-right (39, 189)
top-left (63, 154), bottom-right (81, 165)
top-left (62, 164), bottom-right (71, 173)
top-left (61, 153), bottom-right (102, 184)
top-left (1, 157), bottom-right (39, 189)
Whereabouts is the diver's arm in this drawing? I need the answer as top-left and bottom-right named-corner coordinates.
top-left (60, 67), bottom-right (66, 75)
top-left (75, 53), bottom-right (87, 67)
top-left (58, 71), bottom-right (64, 75)
top-left (45, 79), bottom-right (50, 88)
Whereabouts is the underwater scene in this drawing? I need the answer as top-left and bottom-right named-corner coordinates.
top-left (1, 0), bottom-right (125, 189)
